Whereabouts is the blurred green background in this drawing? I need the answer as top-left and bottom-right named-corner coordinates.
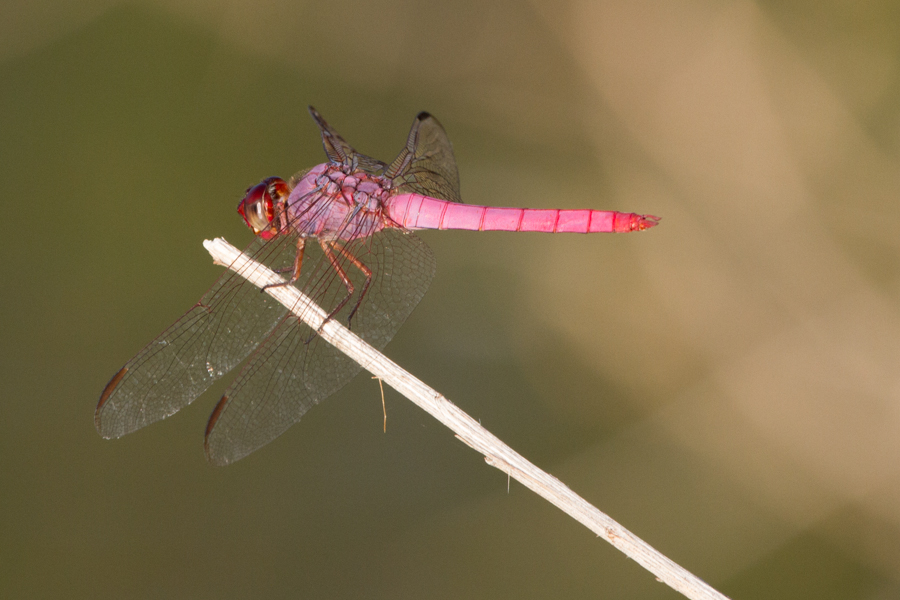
top-left (3, 1), bottom-right (900, 598)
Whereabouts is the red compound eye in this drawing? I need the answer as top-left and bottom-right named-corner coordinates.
top-left (238, 177), bottom-right (287, 236)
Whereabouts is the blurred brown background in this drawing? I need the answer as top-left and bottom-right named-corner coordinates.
top-left (2, 1), bottom-right (900, 598)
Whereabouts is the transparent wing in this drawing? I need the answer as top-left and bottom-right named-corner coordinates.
top-left (308, 106), bottom-right (387, 175)
top-left (385, 112), bottom-right (462, 203)
top-left (95, 234), bottom-right (299, 439)
top-left (204, 226), bottom-right (435, 465)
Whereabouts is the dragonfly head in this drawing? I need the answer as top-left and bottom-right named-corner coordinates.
top-left (238, 177), bottom-right (289, 239)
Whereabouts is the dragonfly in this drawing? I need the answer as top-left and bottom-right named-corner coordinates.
top-left (96, 107), bottom-right (659, 466)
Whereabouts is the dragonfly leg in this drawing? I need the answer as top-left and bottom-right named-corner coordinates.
top-left (331, 241), bottom-right (372, 328)
top-left (319, 240), bottom-right (355, 328)
top-left (262, 237), bottom-right (306, 291)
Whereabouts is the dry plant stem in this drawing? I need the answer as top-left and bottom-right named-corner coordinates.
top-left (203, 237), bottom-right (730, 600)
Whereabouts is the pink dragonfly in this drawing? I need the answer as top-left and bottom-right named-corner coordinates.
top-left (96, 107), bottom-right (659, 465)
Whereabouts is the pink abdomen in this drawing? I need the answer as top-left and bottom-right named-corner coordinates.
top-left (386, 194), bottom-right (659, 233)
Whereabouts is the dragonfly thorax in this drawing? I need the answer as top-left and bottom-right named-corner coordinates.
top-left (318, 164), bottom-right (390, 212)
top-left (286, 163), bottom-right (390, 241)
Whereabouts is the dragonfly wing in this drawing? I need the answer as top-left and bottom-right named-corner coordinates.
top-left (95, 234), bottom-right (298, 439)
top-left (308, 106), bottom-right (387, 175)
top-left (204, 227), bottom-right (436, 465)
top-left (386, 112), bottom-right (462, 203)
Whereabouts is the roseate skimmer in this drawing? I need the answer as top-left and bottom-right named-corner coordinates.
top-left (96, 107), bottom-right (659, 465)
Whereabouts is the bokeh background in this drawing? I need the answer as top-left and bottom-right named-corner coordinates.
top-left (3, 1), bottom-right (900, 598)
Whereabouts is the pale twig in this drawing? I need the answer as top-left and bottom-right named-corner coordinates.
top-left (203, 237), bottom-right (730, 600)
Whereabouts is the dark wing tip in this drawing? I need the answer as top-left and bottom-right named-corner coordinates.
top-left (95, 366), bottom-right (128, 436)
top-left (204, 395), bottom-right (231, 466)
top-left (308, 106), bottom-right (327, 129)
top-left (415, 111), bottom-right (432, 121)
